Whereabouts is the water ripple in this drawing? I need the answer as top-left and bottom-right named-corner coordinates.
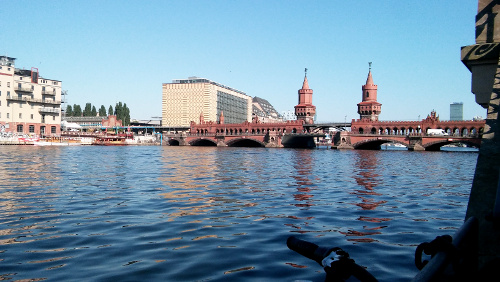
top-left (0, 146), bottom-right (475, 281)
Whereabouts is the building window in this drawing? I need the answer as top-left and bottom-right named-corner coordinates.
top-left (7, 82), bottom-right (10, 87)
top-left (29, 125), bottom-right (35, 133)
top-left (17, 124), bottom-right (23, 133)
top-left (7, 113), bottom-right (9, 118)
top-left (53, 116), bottom-right (55, 121)
top-left (7, 91), bottom-right (10, 97)
top-left (51, 126), bottom-right (56, 133)
top-left (31, 114), bottom-right (34, 119)
top-left (19, 113), bottom-right (22, 119)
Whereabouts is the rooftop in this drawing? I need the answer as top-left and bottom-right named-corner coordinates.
top-left (167, 76), bottom-right (247, 96)
top-left (0, 56), bottom-right (16, 67)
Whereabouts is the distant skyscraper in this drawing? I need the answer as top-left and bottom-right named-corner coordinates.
top-left (450, 102), bottom-right (463, 121)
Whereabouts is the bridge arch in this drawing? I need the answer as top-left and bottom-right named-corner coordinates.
top-left (226, 138), bottom-right (265, 147)
top-left (189, 138), bottom-right (217, 146)
top-left (423, 139), bottom-right (476, 151)
top-left (352, 138), bottom-right (408, 150)
top-left (168, 138), bottom-right (181, 146)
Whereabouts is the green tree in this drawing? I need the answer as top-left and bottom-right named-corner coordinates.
top-left (66, 105), bottom-right (73, 117)
top-left (114, 102), bottom-right (123, 117)
top-left (73, 104), bottom-right (82, 117)
top-left (99, 105), bottom-right (107, 117)
top-left (108, 105), bottom-right (113, 116)
top-left (123, 103), bottom-right (131, 125)
top-left (91, 105), bottom-right (97, 116)
top-left (83, 103), bottom-right (92, 117)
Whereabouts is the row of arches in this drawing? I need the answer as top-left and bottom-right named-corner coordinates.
top-left (193, 127), bottom-right (306, 135)
top-left (357, 126), bottom-right (483, 137)
top-left (167, 137), bottom-right (265, 147)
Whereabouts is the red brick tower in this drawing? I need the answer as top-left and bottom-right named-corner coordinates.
top-left (357, 62), bottom-right (382, 121)
top-left (294, 68), bottom-right (316, 124)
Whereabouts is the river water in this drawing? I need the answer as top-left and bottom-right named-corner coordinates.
top-left (0, 146), bottom-right (477, 281)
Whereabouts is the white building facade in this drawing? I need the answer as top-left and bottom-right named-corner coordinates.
top-left (162, 77), bottom-right (252, 127)
top-left (0, 56), bottom-right (62, 136)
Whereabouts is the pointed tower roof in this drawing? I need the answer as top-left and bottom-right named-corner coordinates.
top-left (366, 70), bottom-right (374, 86)
top-left (302, 75), bottom-right (310, 90)
top-left (365, 62), bottom-right (374, 86)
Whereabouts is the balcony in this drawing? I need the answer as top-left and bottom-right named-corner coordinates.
top-left (42, 90), bottom-right (56, 96)
top-left (39, 107), bottom-right (60, 114)
top-left (15, 85), bottom-right (34, 93)
top-left (26, 97), bottom-right (61, 105)
top-left (6, 96), bottom-right (28, 102)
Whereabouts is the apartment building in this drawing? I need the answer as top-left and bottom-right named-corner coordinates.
top-left (0, 56), bottom-right (62, 136)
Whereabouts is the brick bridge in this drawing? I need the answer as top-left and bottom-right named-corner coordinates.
top-left (332, 111), bottom-right (485, 151)
top-left (162, 68), bottom-right (486, 150)
top-left (164, 118), bottom-right (324, 148)
top-left (333, 132), bottom-right (482, 151)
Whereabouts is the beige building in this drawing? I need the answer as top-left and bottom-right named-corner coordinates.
top-left (162, 77), bottom-right (252, 127)
top-left (0, 56), bottom-right (62, 136)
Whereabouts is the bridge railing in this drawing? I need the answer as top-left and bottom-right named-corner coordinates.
top-left (163, 132), bottom-right (279, 138)
top-left (163, 131), bottom-right (326, 138)
top-left (343, 131), bottom-right (481, 138)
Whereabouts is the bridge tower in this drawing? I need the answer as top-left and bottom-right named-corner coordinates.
top-left (357, 63), bottom-right (382, 121)
top-left (294, 68), bottom-right (316, 124)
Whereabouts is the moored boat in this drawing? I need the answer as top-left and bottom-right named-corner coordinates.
top-left (92, 133), bottom-right (133, 146)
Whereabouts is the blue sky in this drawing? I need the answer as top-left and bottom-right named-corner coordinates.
top-left (1, 0), bottom-right (485, 122)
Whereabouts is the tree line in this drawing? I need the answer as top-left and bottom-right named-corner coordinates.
top-left (65, 102), bottom-right (131, 126)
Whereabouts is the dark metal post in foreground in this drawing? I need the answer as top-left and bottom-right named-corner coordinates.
top-left (461, 0), bottom-right (500, 272)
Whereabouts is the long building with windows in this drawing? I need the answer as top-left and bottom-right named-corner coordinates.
top-left (0, 56), bottom-right (62, 136)
top-left (162, 77), bottom-right (252, 127)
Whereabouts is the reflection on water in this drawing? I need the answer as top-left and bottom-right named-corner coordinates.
top-left (291, 150), bottom-right (316, 208)
top-left (342, 151), bottom-right (389, 243)
top-left (0, 146), bottom-right (477, 281)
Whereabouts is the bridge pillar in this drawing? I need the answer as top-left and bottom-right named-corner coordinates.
top-left (332, 131), bottom-right (354, 149)
top-left (407, 136), bottom-right (425, 151)
top-left (408, 143), bottom-right (425, 151)
top-left (216, 136), bottom-right (227, 147)
top-left (264, 131), bottom-right (282, 147)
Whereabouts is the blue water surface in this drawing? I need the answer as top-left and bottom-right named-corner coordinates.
top-left (0, 146), bottom-right (477, 281)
